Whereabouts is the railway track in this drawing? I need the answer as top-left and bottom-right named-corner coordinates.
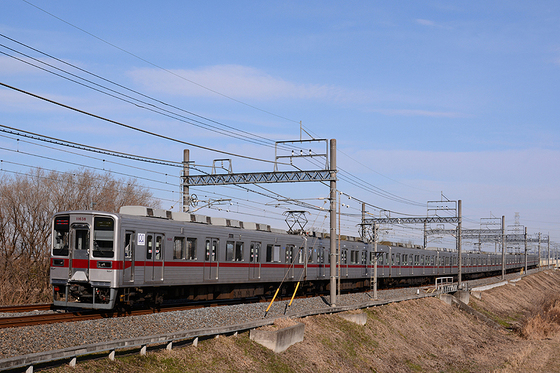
top-left (0, 311), bottom-right (106, 329)
top-left (0, 298), bottom-right (256, 329)
top-left (0, 294), bottom-right (308, 329)
top-left (0, 303), bottom-right (54, 313)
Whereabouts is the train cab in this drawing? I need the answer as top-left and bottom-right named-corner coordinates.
top-left (50, 211), bottom-right (120, 309)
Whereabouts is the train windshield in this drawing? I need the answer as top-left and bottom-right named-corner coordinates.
top-left (93, 216), bottom-right (114, 258)
top-left (53, 216), bottom-right (70, 256)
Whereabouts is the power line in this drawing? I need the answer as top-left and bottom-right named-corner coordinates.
top-left (20, 0), bottom-right (300, 124)
top-left (0, 44), bottom-right (282, 149)
top-left (0, 124), bottom-right (182, 167)
top-left (0, 81), bottom-right (289, 165)
top-left (0, 33), bottom-right (289, 147)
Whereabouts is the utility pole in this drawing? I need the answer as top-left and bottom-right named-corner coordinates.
top-left (373, 222), bottom-right (378, 300)
top-left (329, 139), bottom-right (337, 306)
top-left (457, 200), bottom-right (462, 288)
top-left (524, 227), bottom-right (528, 273)
top-left (501, 216), bottom-right (505, 279)
top-left (548, 234), bottom-right (550, 269)
top-left (183, 149), bottom-right (190, 212)
top-left (538, 233), bottom-right (541, 271)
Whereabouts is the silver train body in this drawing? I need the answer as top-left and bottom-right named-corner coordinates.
top-left (50, 206), bottom-right (538, 310)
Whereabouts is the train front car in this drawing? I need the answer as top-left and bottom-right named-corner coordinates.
top-left (50, 211), bottom-right (120, 309)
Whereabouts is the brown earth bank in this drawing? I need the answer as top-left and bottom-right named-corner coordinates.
top-left (49, 270), bottom-right (560, 373)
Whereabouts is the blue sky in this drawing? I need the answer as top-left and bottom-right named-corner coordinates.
top-left (1, 1), bottom-right (559, 250)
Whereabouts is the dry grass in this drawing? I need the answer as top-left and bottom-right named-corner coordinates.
top-left (520, 297), bottom-right (560, 340)
top-left (47, 270), bottom-right (560, 373)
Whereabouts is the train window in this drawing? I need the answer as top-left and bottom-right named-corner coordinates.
top-left (420, 256), bottom-right (424, 266)
top-left (298, 248), bottom-right (305, 264)
top-left (391, 253), bottom-right (395, 265)
top-left (205, 239), bottom-right (218, 261)
top-left (250, 242), bottom-right (261, 263)
top-left (75, 229), bottom-right (89, 251)
top-left (235, 242), bottom-right (244, 261)
top-left (93, 217), bottom-right (114, 258)
top-left (308, 248), bottom-right (313, 263)
top-left (402, 254), bottom-right (407, 265)
top-left (53, 216), bottom-right (70, 256)
top-left (286, 245), bottom-right (294, 263)
top-left (362, 251), bottom-right (367, 265)
top-left (318, 248), bottom-right (325, 263)
top-left (396, 253), bottom-right (401, 266)
top-left (266, 244), bottom-right (281, 263)
top-left (124, 232), bottom-right (134, 259)
top-left (155, 236), bottom-right (162, 260)
top-left (341, 249), bottom-right (347, 264)
top-left (147, 235), bottom-right (153, 260)
top-left (226, 241), bottom-right (235, 261)
top-left (266, 244), bottom-right (273, 262)
top-left (186, 238), bottom-right (196, 260)
top-left (350, 250), bottom-right (358, 264)
top-left (174, 237), bottom-right (185, 259)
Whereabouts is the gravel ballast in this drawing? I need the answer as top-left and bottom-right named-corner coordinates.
top-left (0, 270), bottom-right (536, 360)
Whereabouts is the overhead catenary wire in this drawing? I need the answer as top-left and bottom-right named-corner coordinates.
top-left (0, 33), bottom-right (431, 215)
top-left (0, 46), bottom-right (282, 149)
top-left (0, 81), bottom-right (291, 166)
top-left (20, 0), bottom-right (301, 125)
top-left (0, 33), bottom-right (294, 149)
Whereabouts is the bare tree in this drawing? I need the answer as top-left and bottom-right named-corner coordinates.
top-left (0, 168), bottom-right (159, 304)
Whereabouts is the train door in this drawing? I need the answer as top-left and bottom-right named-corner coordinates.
top-left (144, 233), bottom-right (164, 282)
top-left (286, 245), bottom-right (295, 279)
top-left (123, 231), bottom-right (135, 283)
top-left (204, 237), bottom-right (219, 281)
top-left (341, 249), bottom-right (348, 278)
top-left (388, 248), bottom-right (393, 277)
top-left (318, 247), bottom-right (326, 278)
top-left (249, 241), bottom-right (261, 280)
top-left (362, 250), bottom-right (368, 277)
top-left (69, 223), bottom-right (90, 282)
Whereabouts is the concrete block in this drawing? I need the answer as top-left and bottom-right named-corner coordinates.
top-left (250, 323), bottom-right (304, 353)
top-left (339, 312), bottom-right (367, 326)
top-left (471, 291), bottom-right (482, 300)
top-left (454, 290), bottom-right (470, 305)
top-left (439, 293), bottom-right (453, 305)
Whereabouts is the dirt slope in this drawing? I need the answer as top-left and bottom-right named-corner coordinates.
top-left (50, 270), bottom-right (560, 373)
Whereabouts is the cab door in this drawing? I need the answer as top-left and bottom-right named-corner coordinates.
top-left (69, 223), bottom-right (90, 282)
top-left (123, 231), bottom-right (135, 283)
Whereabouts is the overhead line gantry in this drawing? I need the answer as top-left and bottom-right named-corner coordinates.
top-left (181, 139), bottom-right (341, 306)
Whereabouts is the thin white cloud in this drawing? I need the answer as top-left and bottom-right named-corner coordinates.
top-left (0, 55), bottom-right (42, 75)
top-left (128, 65), bottom-right (346, 102)
top-left (369, 108), bottom-right (465, 118)
top-left (128, 64), bottom-right (465, 118)
top-left (416, 19), bottom-right (435, 27)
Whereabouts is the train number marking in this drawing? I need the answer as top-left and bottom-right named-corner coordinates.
top-left (137, 233), bottom-right (146, 246)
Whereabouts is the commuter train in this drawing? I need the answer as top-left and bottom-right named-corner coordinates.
top-left (50, 206), bottom-right (538, 310)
